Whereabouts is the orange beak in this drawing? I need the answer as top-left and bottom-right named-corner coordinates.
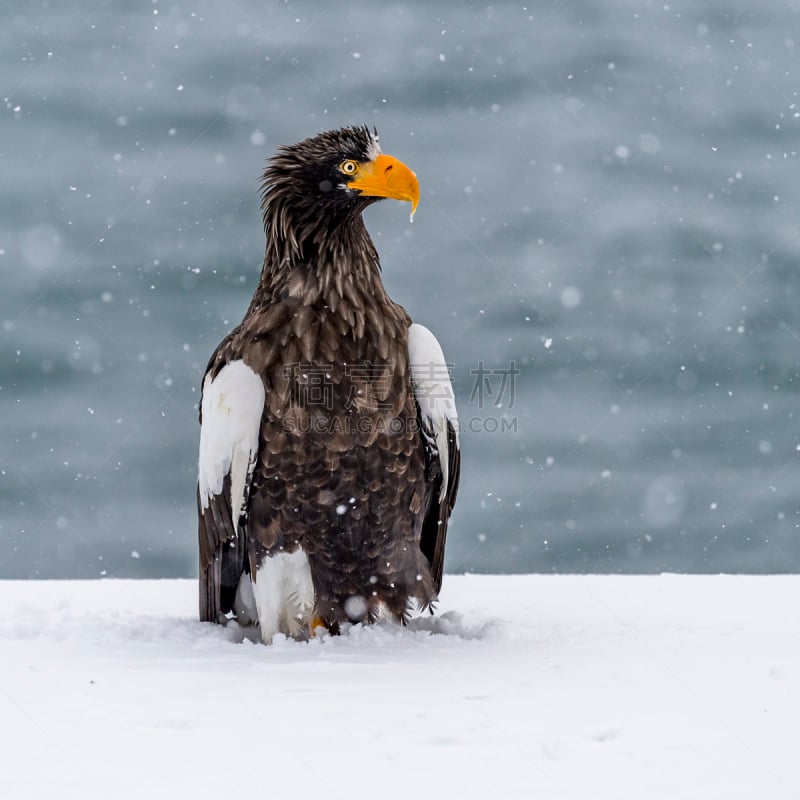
top-left (347, 154), bottom-right (420, 221)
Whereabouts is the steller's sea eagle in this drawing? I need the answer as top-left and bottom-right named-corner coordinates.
top-left (197, 126), bottom-right (460, 643)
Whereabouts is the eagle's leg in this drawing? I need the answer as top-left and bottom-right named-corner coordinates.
top-left (251, 573), bottom-right (282, 644)
top-left (282, 590), bottom-right (315, 641)
top-left (250, 550), bottom-right (316, 644)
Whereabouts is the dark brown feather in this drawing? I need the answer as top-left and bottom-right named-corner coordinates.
top-left (198, 474), bottom-right (246, 622)
top-left (418, 420), bottom-right (461, 594)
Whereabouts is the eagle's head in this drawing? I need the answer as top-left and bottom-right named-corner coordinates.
top-left (261, 126), bottom-right (420, 231)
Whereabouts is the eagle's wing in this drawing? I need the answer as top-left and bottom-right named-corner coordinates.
top-left (408, 323), bottom-right (461, 594)
top-left (197, 359), bottom-right (265, 622)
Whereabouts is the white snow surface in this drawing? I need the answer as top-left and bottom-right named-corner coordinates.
top-left (1, 575), bottom-right (797, 800)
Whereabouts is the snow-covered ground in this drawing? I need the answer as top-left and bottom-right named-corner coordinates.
top-left (1, 575), bottom-right (797, 799)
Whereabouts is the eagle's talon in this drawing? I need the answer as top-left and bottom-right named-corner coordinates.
top-left (309, 616), bottom-right (327, 637)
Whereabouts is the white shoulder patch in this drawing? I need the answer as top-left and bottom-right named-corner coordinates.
top-left (408, 323), bottom-right (459, 431)
top-left (408, 323), bottom-right (459, 498)
top-left (198, 360), bottom-right (265, 532)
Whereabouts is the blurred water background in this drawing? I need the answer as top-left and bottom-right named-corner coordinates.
top-left (2, 0), bottom-right (799, 578)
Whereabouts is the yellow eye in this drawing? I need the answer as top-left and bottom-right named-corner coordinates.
top-left (340, 160), bottom-right (358, 175)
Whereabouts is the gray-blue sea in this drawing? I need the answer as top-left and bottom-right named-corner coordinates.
top-left (2, 1), bottom-right (799, 578)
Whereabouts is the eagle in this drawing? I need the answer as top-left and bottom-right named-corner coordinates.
top-left (197, 126), bottom-right (460, 643)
